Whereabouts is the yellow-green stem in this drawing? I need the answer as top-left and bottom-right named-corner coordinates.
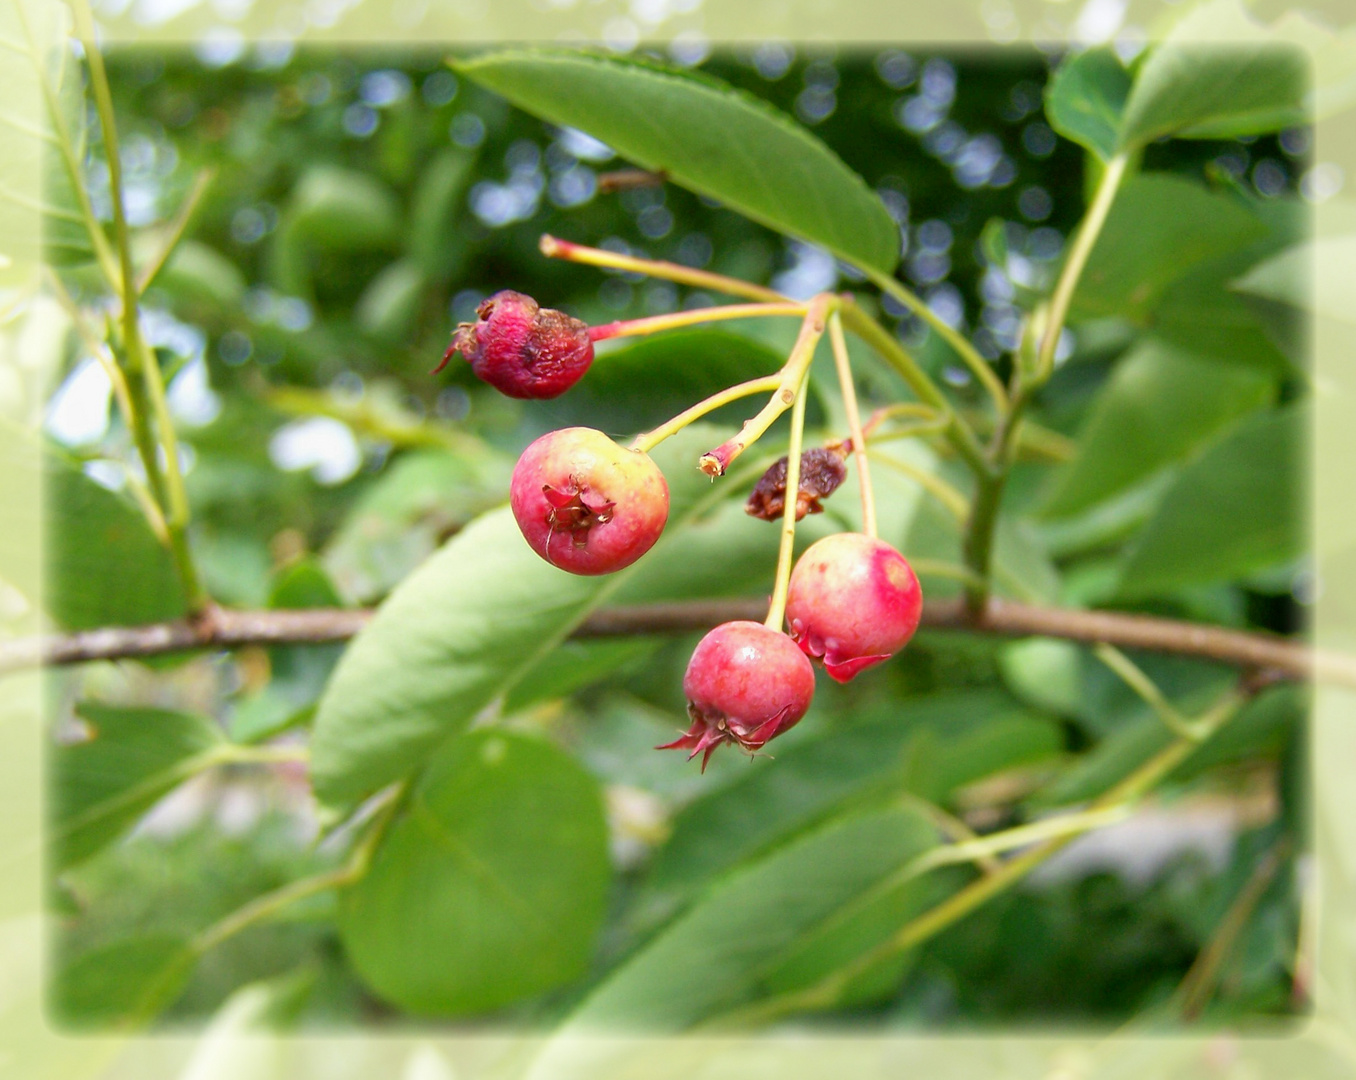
top-left (860, 266), bottom-right (1009, 413)
top-left (827, 310), bottom-right (876, 538)
top-left (764, 370), bottom-right (810, 632)
top-left (588, 301), bottom-right (806, 342)
top-left (540, 233), bottom-right (785, 304)
top-left (869, 450), bottom-right (971, 522)
top-left (630, 375), bottom-right (780, 454)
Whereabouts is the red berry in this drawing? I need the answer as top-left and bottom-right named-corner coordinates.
top-left (510, 427), bottom-right (668, 575)
top-left (659, 621), bottom-right (816, 771)
top-left (785, 533), bottom-right (922, 683)
top-left (436, 290), bottom-right (593, 399)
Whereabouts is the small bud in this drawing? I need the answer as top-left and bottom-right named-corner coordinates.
top-left (745, 446), bottom-right (848, 522)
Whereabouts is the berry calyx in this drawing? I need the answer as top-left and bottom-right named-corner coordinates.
top-left (659, 621), bottom-right (816, 771)
top-left (510, 427), bottom-right (669, 575)
top-left (785, 533), bottom-right (922, 683)
top-left (435, 290), bottom-right (593, 399)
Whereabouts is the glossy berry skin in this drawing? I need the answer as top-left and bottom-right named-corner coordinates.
top-left (785, 533), bottom-right (922, 683)
top-left (510, 427), bottom-right (669, 575)
top-left (437, 291), bottom-right (593, 399)
top-left (659, 621), bottom-right (816, 771)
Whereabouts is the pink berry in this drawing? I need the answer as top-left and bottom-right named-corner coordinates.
top-left (785, 533), bottom-right (922, 683)
top-left (659, 621), bottom-right (816, 771)
top-left (435, 290), bottom-right (593, 399)
top-left (510, 427), bottom-right (668, 575)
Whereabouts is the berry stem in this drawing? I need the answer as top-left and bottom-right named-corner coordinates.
top-left (764, 368), bottom-right (811, 633)
top-left (827, 310), bottom-right (876, 539)
top-left (861, 402), bottom-right (944, 441)
top-left (699, 294), bottom-right (833, 476)
top-left (630, 375), bottom-right (781, 454)
top-left (588, 301), bottom-right (808, 342)
top-left (540, 234), bottom-right (787, 304)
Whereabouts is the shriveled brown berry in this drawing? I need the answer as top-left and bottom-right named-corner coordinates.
top-left (745, 446), bottom-right (848, 523)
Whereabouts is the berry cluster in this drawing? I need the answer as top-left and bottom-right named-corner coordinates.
top-left (441, 262), bottom-right (922, 771)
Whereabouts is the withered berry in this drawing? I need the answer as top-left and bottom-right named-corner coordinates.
top-left (510, 427), bottom-right (668, 575)
top-left (659, 620), bottom-right (816, 771)
top-left (785, 533), bottom-right (922, 683)
top-left (436, 290), bottom-right (593, 399)
top-left (745, 446), bottom-right (848, 522)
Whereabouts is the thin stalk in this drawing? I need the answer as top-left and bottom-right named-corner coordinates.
top-left (861, 402), bottom-right (943, 440)
top-left (764, 369), bottom-right (810, 632)
top-left (539, 234), bottom-right (786, 304)
top-left (587, 301), bottom-right (806, 342)
top-left (860, 266), bottom-right (1008, 413)
top-left (43, 266), bottom-right (137, 440)
top-left (74, 0), bottom-right (206, 611)
top-left (908, 559), bottom-right (988, 591)
top-left (698, 294), bottom-right (831, 477)
top-left (1094, 643), bottom-right (1206, 742)
top-left (630, 375), bottom-right (780, 454)
top-left (869, 450), bottom-right (971, 523)
top-left (1036, 152), bottom-right (1129, 381)
top-left (136, 167), bottom-right (213, 293)
top-left (827, 310), bottom-right (876, 538)
top-left (837, 298), bottom-right (991, 480)
top-left (961, 468), bottom-right (1010, 615)
top-left (12, 0), bottom-right (120, 286)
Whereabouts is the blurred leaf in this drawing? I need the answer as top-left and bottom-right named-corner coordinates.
top-left (53, 703), bottom-right (225, 869)
top-left (268, 556), bottom-right (343, 609)
top-left (1074, 174), bottom-right (1267, 322)
top-left (40, 440), bottom-right (187, 630)
top-left (1233, 233), bottom-right (1356, 326)
top-left (285, 165), bottom-right (402, 249)
top-left (339, 729), bottom-right (608, 1015)
top-left (528, 804), bottom-right (937, 1051)
top-left (310, 426), bottom-right (752, 810)
top-left (52, 933), bottom-right (193, 1026)
top-left (1114, 405), bottom-right (1305, 599)
top-left (355, 258), bottom-right (427, 342)
top-left (1119, 0), bottom-right (1309, 148)
top-left (1044, 47), bottom-right (1131, 162)
top-left (153, 239), bottom-right (247, 309)
top-left (455, 50), bottom-right (899, 273)
top-left (1041, 340), bottom-right (1274, 519)
top-left (407, 148), bottom-right (476, 280)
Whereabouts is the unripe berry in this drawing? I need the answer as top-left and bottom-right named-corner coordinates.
top-left (510, 427), bottom-right (668, 575)
top-left (785, 533), bottom-right (922, 683)
top-left (437, 290), bottom-right (593, 399)
top-left (659, 620), bottom-right (816, 771)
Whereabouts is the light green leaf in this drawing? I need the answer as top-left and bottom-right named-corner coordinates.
top-left (153, 239), bottom-right (247, 309)
top-left (310, 426), bottom-right (751, 810)
top-left (407, 148), bottom-right (476, 280)
top-left (1119, 0), bottom-right (1307, 148)
top-left (1073, 174), bottom-right (1267, 322)
top-left (502, 637), bottom-right (659, 714)
top-left (1114, 405), bottom-right (1305, 599)
top-left (355, 258), bottom-right (426, 342)
top-left (455, 50), bottom-right (898, 273)
top-left (52, 933), bottom-right (193, 1026)
top-left (1041, 340), bottom-right (1275, 519)
top-left (1044, 47), bottom-right (1131, 162)
top-left (526, 804), bottom-right (937, 1070)
top-left (53, 703), bottom-right (225, 868)
top-left (1233, 233), bottom-right (1356, 327)
top-left (339, 729), bottom-right (608, 1015)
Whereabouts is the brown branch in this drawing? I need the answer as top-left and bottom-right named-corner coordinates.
top-left (1, 598), bottom-right (1348, 688)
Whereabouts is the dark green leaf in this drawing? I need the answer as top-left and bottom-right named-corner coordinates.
top-left (339, 730), bottom-right (608, 1015)
top-left (1073, 174), bottom-right (1268, 322)
top-left (407, 148), bottom-right (476, 280)
top-left (1044, 47), bottom-right (1131, 162)
top-left (53, 703), bottom-right (225, 869)
top-left (1041, 340), bottom-right (1274, 519)
top-left (1114, 405), bottom-right (1305, 598)
top-left (502, 637), bottom-right (659, 714)
top-left (455, 50), bottom-right (899, 273)
top-left (52, 933), bottom-right (193, 1026)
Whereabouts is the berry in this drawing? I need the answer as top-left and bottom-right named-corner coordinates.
top-left (659, 621), bottom-right (816, 771)
top-left (435, 290), bottom-right (593, 399)
top-left (785, 533), bottom-right (922, 683)
top-left (510, 427), bottom-right (669, 575)
top-left (745, 446), bottom-right (848, 522)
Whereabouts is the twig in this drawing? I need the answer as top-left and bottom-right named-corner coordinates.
top-left (3, 598), bottom-right (1345, 687)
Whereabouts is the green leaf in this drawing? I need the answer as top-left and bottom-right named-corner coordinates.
top-left (1119, 0), bottom-right (1307, 148)
top-left (1233, 233), bottom-right (1356, 327)
top-left (286, 165), bottom-right (402, 249)
top-left (1044, 47), bottom-right (1131, 162)
top-left (355, 258), bottom-right (426, 342)
top-left (455, 50), bottom-right (898, 273)
top-left (502, 637), bottom-right (659, 714)
top-left (637, 691), bottom-right (1058, 924)
top-left (1115, 405), bottom-right (1305, 599)
top-left (310, 426), bottom-right (750, 810)
top-left (154, 239), bottom-right (247, 309)
top-left (53, 703), bottom-right (225, 869)
top-left (407, 148), bottom-right (476, 280)
top-left (1073, 174), bottom-right (1268, 322)
top-left (1041, 340), bottom-right (1275, 519)
top-left (40, 440), bottom-right (187, 630)
top-left (339, 729), bottom-right (608, 1015)
top-left (528, 804), bottom-right (937, 1055)
top-left (52, 933), bottom-right (193, 1026)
